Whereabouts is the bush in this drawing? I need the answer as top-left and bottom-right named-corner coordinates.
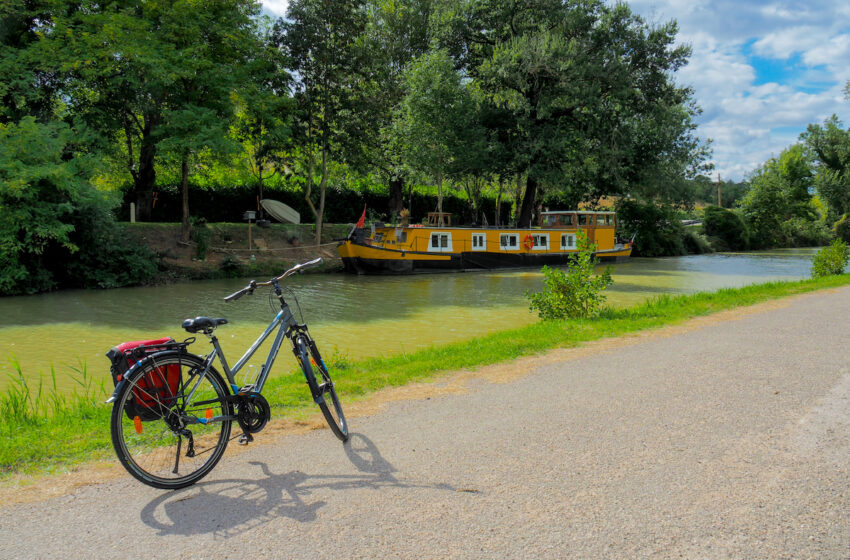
top-left (0, 118), bottom-right (158, 294)
top-left (833, 214), bottom-right (850, 243)
top-left (811, 240), bottom-right (850, 278)
top-left (779, 216), bottom-right (831, 247)
top-left (703, 205), bottom-right (749, 250)
top-left (526, 230), bottom-right (613, 319)
top-left (615, 199), bottom-right (687, 257)
top-left (191, 217), bottom-right (211, 260)
top-left (682, 229), bottom-right (714, 254)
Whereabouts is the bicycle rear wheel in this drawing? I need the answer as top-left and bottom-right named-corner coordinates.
top-left (110, 351), bottom-right (232, 489)
top-left (296, 335), bottom-right (348, 442)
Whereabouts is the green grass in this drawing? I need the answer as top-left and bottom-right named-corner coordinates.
top-left (3, 274), bottom-right (850, 479)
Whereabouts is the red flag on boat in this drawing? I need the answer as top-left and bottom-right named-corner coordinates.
top-left (355, 205), bottom-right (366, 228)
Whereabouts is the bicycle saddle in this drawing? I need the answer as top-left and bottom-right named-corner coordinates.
top-left (182, 316), bottom-right (228, 333)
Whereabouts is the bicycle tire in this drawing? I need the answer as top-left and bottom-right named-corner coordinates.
top-left (295, 335), bottom-right (349, 442)
top-left (110, 351), bottom-right (233, 489)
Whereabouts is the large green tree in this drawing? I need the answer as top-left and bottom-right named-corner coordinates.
top-left (0, 0), bottom-right (58, 124)
top-left (738, 144), bottom-right (818, 248)
top-left (49, 0), bottom-right (259, 224)
top-left (278, 0), bottom-right (369, 244)
top-left (391, 50), bottom-right (475, 224)
top-left (232, 19), bottom-right (295, 219)
top-left (434, 0), bottom-right (706, 226)
top-left (802, 115), bottom-right (850, 221)
top-left (364, 0), bottom-right (434, 216)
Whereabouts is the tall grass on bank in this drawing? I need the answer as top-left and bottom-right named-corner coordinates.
top-left (3, 274), bottom-right (850, 478)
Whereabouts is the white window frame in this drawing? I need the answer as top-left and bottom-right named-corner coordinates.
top-left (471, 233), bottom-right (486, 251)
top-left (428, 231), bottom-right (453, 253)
top-left (561, 233), bottom-right (577, 250)
top-left (500, 233), bottom-right (519, 251)
top-left (532, 234), bottom-right (549, 251)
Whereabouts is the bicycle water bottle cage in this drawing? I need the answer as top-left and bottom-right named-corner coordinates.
top-left (182, 316), bottom-right (228, 334)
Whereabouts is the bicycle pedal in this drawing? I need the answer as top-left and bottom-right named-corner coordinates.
top-left (238, 433), bottom-right (254, 445)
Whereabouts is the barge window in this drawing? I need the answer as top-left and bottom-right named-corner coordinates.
top-left (561, 234), bottom-right (576, 250)
top-left (500, 234), bottom-right (519, 250)
top-left (578, 214), bottom-right (589, 226)
top-left (472, 233), bottom-right (486, 250)
top-left (532, 234), bottom-right (549, 250)
top-left (429, 232), bottom-right (452, 252)
top-left (562, 214), bottom-right (574, 226)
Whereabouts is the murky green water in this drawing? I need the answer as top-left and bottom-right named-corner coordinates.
top-left (0, 248), bottom-right (821, 393)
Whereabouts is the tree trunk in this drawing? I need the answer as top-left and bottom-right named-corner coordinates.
top-left (496, 175), bottom-right (504, 226)
top-left (133, 111), bottom-right (160, 221)
top-left (315, 148), bottom-right (328, 246)
top-left (517, 174), bottom-right (538, 228)
top-left (181, 153), bottom-right (190, 242)
top-left (257, 163), bottom-right (265, 220)
top-left (513, 172), bottom-right (524, 225)
top-left (436, 171), bottom-right (444, 226)
top-left (388, 175), bottom-right (404, 217)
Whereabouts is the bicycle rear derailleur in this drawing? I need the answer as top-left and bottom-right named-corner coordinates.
top-left (235, 384), bottom-right (271, 445)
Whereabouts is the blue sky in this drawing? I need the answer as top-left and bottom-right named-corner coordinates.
top-left (262, 0), bottom-right (850, 182)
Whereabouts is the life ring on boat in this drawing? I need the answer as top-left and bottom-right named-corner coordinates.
top-left (523, 234), bottom-right (534, 250)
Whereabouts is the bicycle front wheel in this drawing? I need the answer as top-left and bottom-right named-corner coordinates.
top-left (296, 336), bottom-right (349, 442)
top-left (110, 351), bottom-right (233, 489)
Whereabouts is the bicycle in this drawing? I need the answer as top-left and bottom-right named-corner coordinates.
top-left (107, 257), bottom-right (348, 489)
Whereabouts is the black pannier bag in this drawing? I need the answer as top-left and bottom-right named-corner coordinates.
top-left (107, 338), bottom-right (180, 420)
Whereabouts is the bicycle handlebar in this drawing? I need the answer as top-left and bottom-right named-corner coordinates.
top-left (223, 258), bottom-right (323, 302)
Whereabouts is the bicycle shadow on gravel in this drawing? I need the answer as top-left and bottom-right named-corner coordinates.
top-left (139, 433), bottom-right (455, 538)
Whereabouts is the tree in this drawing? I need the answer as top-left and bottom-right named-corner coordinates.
top-left (802, 116), bottom-right (850, 221)
top-left (232, 20), bottom-right (295, 219)
top-left (434, 0), bottom-right (706, 226)
top-left (738, 145), bottom-right (819, 248)
top-left (0, 0), bottom-right (58, 124)
top-left (363, 0), bottom-right (434, 217)
top-left (49, 0), bottom-right (259, 224)
top-left (391, 50), bottom-right (474, 224)
top-left (279, 0), bottom-right (368, 244)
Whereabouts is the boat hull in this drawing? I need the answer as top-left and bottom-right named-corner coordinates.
top-left (338, 240), bottom-right (632, 274)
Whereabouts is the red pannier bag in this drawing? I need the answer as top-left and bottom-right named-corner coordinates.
top-left (106, 338), bottom-right (180, 420)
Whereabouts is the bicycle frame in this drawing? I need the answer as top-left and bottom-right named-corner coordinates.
top-left (205, 300), bottom-right (303, 396)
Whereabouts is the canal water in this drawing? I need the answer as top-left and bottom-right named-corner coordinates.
top-left (0, 248), bottom-right (820, 393)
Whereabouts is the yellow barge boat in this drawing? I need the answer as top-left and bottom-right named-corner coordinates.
top-left (337, 210), bottom-right (632, 274)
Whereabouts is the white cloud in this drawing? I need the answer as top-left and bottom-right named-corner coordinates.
top-left (623, 0), bottom-right (850, 180)
top-left (262, 0), bottom-right (288, 17)
top-left (752, 27), bottom-right (822, 59)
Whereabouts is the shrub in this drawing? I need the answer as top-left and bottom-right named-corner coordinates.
top-left (0, 118), bottom-right (157, 294)
top-left (703, 205), bottom-right (749, 250)
top-left (526, 230), bottom-right (613, 319)
top-left (615, 199), bottom-right (687, 257)
top-left (683, 229), bottom-right (714, 254)
top-left (811, 240), bottom-right (849, 278)
top-left (833, 214), bottom-right (850, 243)
top-left (779, 216), bottom-right (831, 247)
top-left (191, 217), bottom-right (211, 260)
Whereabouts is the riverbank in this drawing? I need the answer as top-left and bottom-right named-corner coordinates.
top-left (125, 222), bottom-right (350, 281)
top-left (2, 273), bottom-right (849, 484)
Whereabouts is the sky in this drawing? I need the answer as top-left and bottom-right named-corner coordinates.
top-left (261, 1), bottom-right (850, 182)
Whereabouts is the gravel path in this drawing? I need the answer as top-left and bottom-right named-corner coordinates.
top-left (2, 287), bottom-right (850, 559)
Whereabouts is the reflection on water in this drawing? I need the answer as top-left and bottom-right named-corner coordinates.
top-left (0, 248), bottom-right (822, 392)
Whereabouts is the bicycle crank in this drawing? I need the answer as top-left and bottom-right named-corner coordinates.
top-left (236, 392), bottom-right (271, 435)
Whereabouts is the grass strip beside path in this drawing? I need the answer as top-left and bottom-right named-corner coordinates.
top-left (3, 275), bottom-right (850, 479)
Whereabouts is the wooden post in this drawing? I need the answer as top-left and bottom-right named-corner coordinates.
top-left (248, 219), bottom-right (253, 251)
top-left (717, 175), bottom-right (722, 207)
top-left (130, 202), bottom-right (136, 223)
